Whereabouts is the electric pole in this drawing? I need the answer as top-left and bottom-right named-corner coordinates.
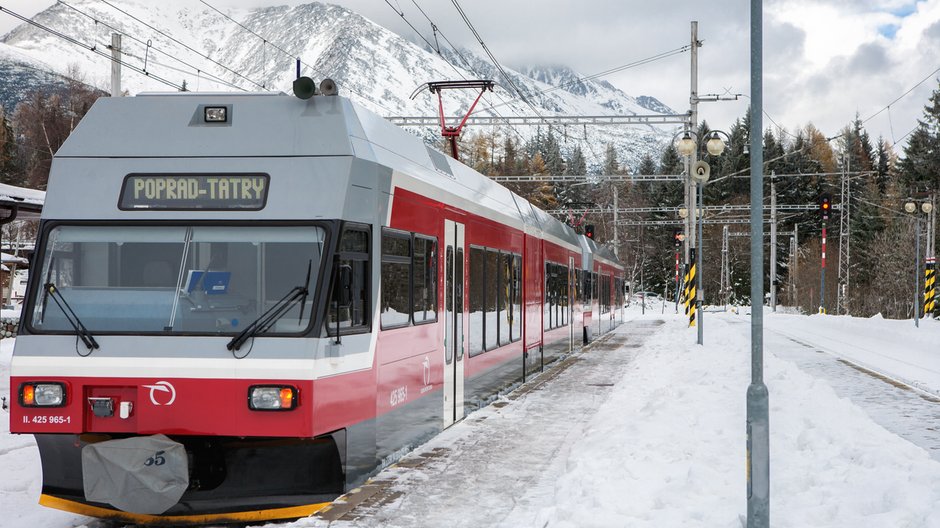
top-left (770, 172), bottom-right (777, 312)
top-left (836, 156), bottom-right (851, 315)
top-left (721, 224), bottom-right (730, 310)
top-left (110, 33), bottom-right (122, 97)
top-left (746, 1), bottom-right (770, 524)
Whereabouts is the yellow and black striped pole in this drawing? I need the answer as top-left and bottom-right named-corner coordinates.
top-left (925, 258), bottom-right (936, 318)
top-left (685, 249), bottom-right (697, 327)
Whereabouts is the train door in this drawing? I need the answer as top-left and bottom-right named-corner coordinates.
top-left (568, 256), bottom-right (575, 352)
top-left (443, 219), bottom-right (465, 428)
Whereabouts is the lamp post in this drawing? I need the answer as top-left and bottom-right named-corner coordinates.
top-left (675, 129), bottom-right (730, 345)
top-left (905, 199), bottom-right (933, 327)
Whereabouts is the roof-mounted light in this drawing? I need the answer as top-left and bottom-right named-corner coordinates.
top-left (204, 106), bottom-right (228, 123)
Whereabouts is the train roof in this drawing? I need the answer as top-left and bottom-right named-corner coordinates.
top-left (55, 91), bottom-right (619, 269)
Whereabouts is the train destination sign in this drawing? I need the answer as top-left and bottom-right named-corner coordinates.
top-left (120, 174), bottom-right (270, 210)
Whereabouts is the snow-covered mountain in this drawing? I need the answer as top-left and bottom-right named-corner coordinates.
top-left (0, 44), bottom-right (76, 116)
top-left (0, 0), bottom-right (679, 170)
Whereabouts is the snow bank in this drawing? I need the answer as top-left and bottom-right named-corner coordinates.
top-left (538, 313), bottom-right (940, 528)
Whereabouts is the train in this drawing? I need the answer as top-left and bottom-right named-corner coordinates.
top-left (8, 82), bottom-right (625, 525)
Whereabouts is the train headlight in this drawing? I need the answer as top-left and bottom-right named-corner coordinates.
top-left (20, 382), bottom-right (65, 407)
top-left (248, 385), bottom-right (296, 411)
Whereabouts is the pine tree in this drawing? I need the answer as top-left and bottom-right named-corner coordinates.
top-left (499, 136), bottom-right (519, 175)
top-left (898, 80), bottom-right (940, 193)
top-left (602, 143), bottom-right (620, 175)
top-left (565, 146), bottom-right (587, 176)
top-left (874, 136), bottom-right (893, 193)
top-left (637, 153), bottom-right (657, 176)
top-left (526, 153), bottom-right (557, 209)
top-left (557, 146), bottom-right (589, 218)
top-left (542, 130), bottom-right (565, 176)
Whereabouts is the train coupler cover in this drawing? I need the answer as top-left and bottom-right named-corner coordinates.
top-left (81, 434), bottom-right (189, 514)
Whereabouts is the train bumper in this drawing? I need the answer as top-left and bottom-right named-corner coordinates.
top-left (35, 432), bottom-right (345, 525)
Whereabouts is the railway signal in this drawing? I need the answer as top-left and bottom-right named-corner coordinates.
top-left (819, 195), bottom-right (830, 314)
top-left (819, 195), bottom-right (831, 220)
top-left (585, 224), bottom-right (595, 239)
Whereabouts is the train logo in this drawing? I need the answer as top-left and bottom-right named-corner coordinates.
top-left (142, 381), bottom-right (177, 406)
top-left (423, 356), bottom-right (431, 386)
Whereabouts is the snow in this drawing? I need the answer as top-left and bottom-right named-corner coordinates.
top-left (3, 308), bottom-right (940, 527)
top-left (0, 182), bottom-right (44, 206)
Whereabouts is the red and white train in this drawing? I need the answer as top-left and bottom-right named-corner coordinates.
top-left (9, 83), bottom-right (624, 524)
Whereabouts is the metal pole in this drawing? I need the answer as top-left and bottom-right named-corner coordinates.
top-left (640, 225), bottom-right (646, 315)
top-left (721, 225), bottom-right (730, 310)
top-left (915, 218), bottom-right (921, 328)
top-left (613, 186), bottom-right (619, 259)
top-left (770, 172), bottom-right (777, 312)
top-left (747, 0), bottom-right (770, 525)
top-left (931, 193), bottom-right (937, 259)
top-left (675, 240), bottom-right (681, 313)
top-left (683, 130), bottom-right (691, 268)
top-left (790, 224), bottom-right (799, 308)
top-left (110, 33), bottom-right (122, 97)
top-left (685, 21), bottom-right (699, 292)
top-left (697, 181), bottom-right (704, 345)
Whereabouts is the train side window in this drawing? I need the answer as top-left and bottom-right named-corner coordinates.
top-left (468, 247), bottom-right (485, 356)
top-left (381, 229), bottom-right (412, 329)
top-left (497, 252), bottom-right (511, 347)
top-left (545, 262), bottom-right (565, 330)
top-left (327, 225), bottom-right (370, 336)
top-left (592, 271), bottom-right (598, 303)
top-left (560, 263), bottom-right (569, 326)
top-left (484, 249), bottom-right (499, 351)
top-left (510, 254), bottom-right (521, 342)
top-left (413, 236), bottom-right (437, 324)
top-left (544, 262), bottom-right (552, 330)
top-left (600, 273), bottom-right (610, 314)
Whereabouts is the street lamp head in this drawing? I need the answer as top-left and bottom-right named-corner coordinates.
top-left (677, 132), bottom-right (696, 157)
top-left (705, 132), bottom-right (726, 156)
top-left (922, 202), bottom-right (933, 214)
top-left (678, 207), bottom-right (689, 219)
top-left (904, 201), bottom-right (916, 214)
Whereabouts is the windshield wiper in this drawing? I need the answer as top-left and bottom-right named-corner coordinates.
top-left (44, 283), bottom-right (99, 352)
top-left (226, 285), bottom-right (309, 352)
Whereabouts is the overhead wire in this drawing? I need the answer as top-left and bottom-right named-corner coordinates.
top-left (712, 62), bottom-right (939, 153)
top-left (480, 45), bottom-right (691, 115)
top-left (57, 0), bottom-right (248, 92)
top-left (0, 5), bottom-right (183, 91)
top-left (862, 64), bottom-right (940, 125)
top-left (449, 0), bottom-right (610, 169)
top-left (383, 0), bottom-right (438, 53)
top-left (449, 0), bottom-right (548, 124)
top-left (197, 0), bottom-right (398, 115)
top-left (94, 0), bottom-right (267, 91)
top-left (383, 0), bottom-right (529, 146)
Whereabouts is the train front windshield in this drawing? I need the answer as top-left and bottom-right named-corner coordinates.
top-left (29, 225), bottom-right (326, 335)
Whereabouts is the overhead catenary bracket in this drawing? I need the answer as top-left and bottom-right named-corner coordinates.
top-left (411, 80), bottom-right (495, 160)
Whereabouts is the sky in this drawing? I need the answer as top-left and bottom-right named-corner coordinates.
top-left (1, 0), bottom-right (939, 153)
